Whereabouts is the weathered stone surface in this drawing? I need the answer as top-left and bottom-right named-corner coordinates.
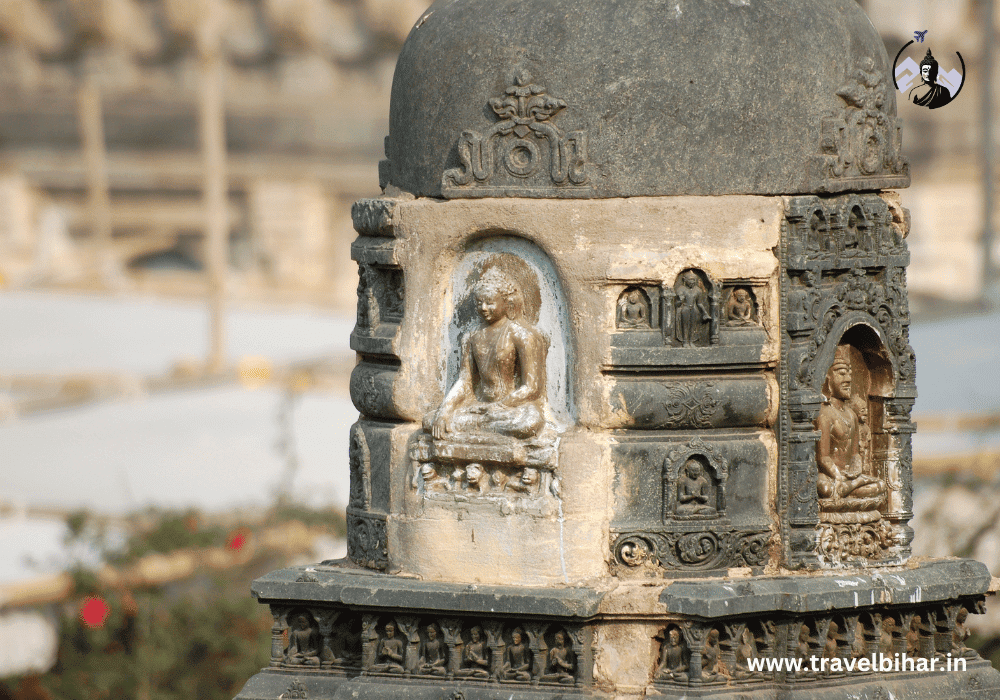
top-left (385, 0), bottom-right (908, 199)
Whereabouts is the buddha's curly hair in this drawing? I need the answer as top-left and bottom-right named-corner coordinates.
top-left (474, 253), bottom-right (542, 323)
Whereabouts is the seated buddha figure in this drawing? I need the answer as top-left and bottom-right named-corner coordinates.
top-left (815, 345), bottom-right (886, 505)
top-left (426, 256), bottom-right (549, 441)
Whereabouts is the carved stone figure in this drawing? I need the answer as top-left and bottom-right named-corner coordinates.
top-left (725, 288), bottom-right (754, 326)
top-left (508, 467), bottom-right (540, 494)
top-left (503, 628), bottom-right (532, 681)
top-left (906, 616), bottom-right (921, 655)
top-left (677, 459), bottom-right (716, 516)
top-left (418, 624), bottom-right (447, 676)
top-left (349, 426), bottom-right (371, 509)
top-left (455, 626), bottom-right (491, 678)
top-left (674, 270), bottom-right (711, 347)
top-left (464, 463), bottom-right (488, 493)
top-left (880, 618), bottom-right (895, 655)
top-left (796, 624), bottom-right (811, 660)
top-left (702, 628), bottom-right (723, 681)
top-left (824, 621), bottom-right (840, 659)
top-left (655, 627), bottom-right (689, 682)
top-left (815, 345), bottom-right (886, 504)
top-left (426, 257), bottom-right (548, 440)
top-left (735, 628), bottom-right (758, 676)
top-left (539, 630), bottom-right (575, 684)
top-left (954, 608), bottom-right (977, 659)
top-left (373, 621), bottom-right (405, 673)
top-left (617, 287), bottom-right (651, 329)
top-left (420, 463), bottom-right (451, 493)
top-left (285, 613), bottom-right (321, 667)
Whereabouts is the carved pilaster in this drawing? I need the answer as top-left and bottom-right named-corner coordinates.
top-left (483, 621), bottom-right (505, 681)
top-left (395, 616), bottom-right (421, 676)
top-left (269, 606), bottom-right (290, 667)
top-left (361, 615), bottom-right (379, 673)
top-left (440, 618), bottom-right (462, 679)
top-left (523, 622), bottom-right (549, 685)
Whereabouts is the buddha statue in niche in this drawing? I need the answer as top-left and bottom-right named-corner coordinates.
top-left (815, 344), bottom-right (886, 507)
top-left (426, 254), bottom-right (549, 440)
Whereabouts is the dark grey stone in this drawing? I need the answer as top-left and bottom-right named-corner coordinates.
top-left (252, 562), bottom-right (606, 618)
top-left (658, 559), bottom-right (992, 618)
top-left (384, 0), bottom-right (908, 199)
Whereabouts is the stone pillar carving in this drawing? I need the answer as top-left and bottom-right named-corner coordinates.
top-left (482, 620), bottom-right (505, 681)
top-left (440, 618), bottom-right (462, 679)
top-left (269, 606), bottom-right (289, 667)
top-left (395, 616), bottom-right (421, 676)
top-left (680, 623), bottom-right (709, 684)
top-left (360, 615), bottom-right (379, 672)
top-left (523, 622), bottom-right (549, 684)
top-left (315, 609), bottom-right (341, 668)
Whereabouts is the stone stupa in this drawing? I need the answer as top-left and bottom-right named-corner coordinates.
top-left (235, 1), bottom-right (1000, 698)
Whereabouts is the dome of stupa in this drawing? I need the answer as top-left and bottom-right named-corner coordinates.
top-left (382, 0), bottom-right (908, 198)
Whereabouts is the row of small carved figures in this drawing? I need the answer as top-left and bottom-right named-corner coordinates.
top-left (416, 463), bottom-right (555, 498)
top-left (654, 601), bottom-right (983, 685)
top-left (272, 609), bottom-right (583, 686)
top-left (786, 203), bottom-right (905, 258)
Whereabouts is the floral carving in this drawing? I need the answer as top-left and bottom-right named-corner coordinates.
top-left (660, 383), bottom-right (721, 428)
top-left (442, 70), bottom-right (588, 196)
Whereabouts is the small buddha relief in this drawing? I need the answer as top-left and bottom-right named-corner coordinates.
top-left (417, 624), bottom-right (447, 676)
top-left (676, 458), bottom-right (717, 517)
top-left (655, 626), bottom-right (689, 682)
top-left (284, 611), bottom-right (322, 667)
top-left (673, 270), bottom-right (712, 347)
top-left (372, 621), bottom-right (406, 674)
top-left (412, 252), bottom-right (561, 511)
top-left (539, 629), bottom-right (575, 685)
top-left (455, 625), bottom-right (491, 678)
top-left (724, 287), bottom-right (757, 326)
top-left (815, 342), bottom-right (891, 561)
top-left (503, 627), bottom-right (532, 681)
top-left (617, 286), bottom-right (652, 329)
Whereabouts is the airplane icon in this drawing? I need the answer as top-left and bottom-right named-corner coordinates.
top-left (914, 30), bottom-right (928, 43)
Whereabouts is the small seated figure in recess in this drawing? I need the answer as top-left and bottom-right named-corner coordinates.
top-left (655, 628), bottom-right (689, 682)
top-left (539, 630), bottom-right (575, 684)
top-left (508, 467), bottom-right (540, 495)
top-left (426, 258), bottom-right (548, 441)
top-left (677, 460), bottom-right (715, 515)
top-left (464, 463), bottom-right (489, 493)
top-left (734, 628), bottom-right (759, 678)
top-left (503, 628), bottom-right (532, 681)
top-left (725, 288), bottom-right (754, 326)
top-left (701, 629), bottom-right (723, 681)
top-left (285, 613), bottom-right (321, 667)
top-left (954, 608), bottom-right (978, 659)
top-left (880, 618), bottom-right (895, 655)
top-left (906, 616), bottom-right (921, 655)
top-left (796, 624), bottom-right (812, 660)
top-left (455, 626), bottom-right (491, 679)
top-left (373, 621), bottom-right (405, 673)
top-left (823, 621), bottom-right (840, 660)
top-left (815, 346), bottom-right (886, 504)
top-left (617, 288), bottom-right (650, 329)
top-left (418, 625), bottom-right (447, 676)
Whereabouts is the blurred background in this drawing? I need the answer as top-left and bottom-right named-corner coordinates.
top-left (1, 0), bottom-right (1000, 697)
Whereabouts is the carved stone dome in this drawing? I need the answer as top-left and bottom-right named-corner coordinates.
top-left (383, 0), bottom-right (909, 199)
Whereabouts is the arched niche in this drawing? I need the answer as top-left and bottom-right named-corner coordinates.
top-left (443, 234), bottom-right (574, 427)
top-left (663, 438), bottom-right (728, 521)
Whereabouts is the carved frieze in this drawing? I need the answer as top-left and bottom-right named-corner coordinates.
top-left (605, 377), bottom-right (770, 431)
top-left (346, 509), bottom-right (388, 570)
top-left (442, 70), bottom-right (589, 198)
top-left (611, 530), bottom-right (770, 572)
top-left (780, 193), bottom-right (915, 569)
top-left (348, 424), bottom-right (371, 510)
top-left (808, 58), bottom-right (910, 193)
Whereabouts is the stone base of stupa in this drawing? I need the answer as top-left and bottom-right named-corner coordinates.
top-left (234, 558), bottom-right (1000, 700)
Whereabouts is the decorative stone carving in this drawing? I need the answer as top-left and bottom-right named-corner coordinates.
top-left (664, 438), bottom-right (727, 520)
top-left (655, 626), bottom-right (689, 683)
top-left (348, 424), bottom-right (371, 510)
top-left (346, 510), bottom-right (388, 570)
top-left (283, 679), bottom-right (308, 699)
top-left (810, 58), bottom-right (909, 192)
top-left (455, 625), bottom-right (490, 679)
top-left (442, 70), bottom-right (588, 198)
top-left (413, 253), bottom-right (560, 511)
top-left (372, 620), bottom-right (405, 674)
top-left (612, 530), bottom-right (770, 572)
top-left (539, 629), bottom-right (575, 685)
top-left (418, 624), bottom-right (448, 676)
top-left (725, 287), bottom-right (757, 326)
top-left (671, 269), bottom-right (716, 347)
top-left (284, 611), bottom-right (322, 667)
top-left (617, 287), bottom-right (652, 329)
top-left (503, 627), bottom-right (532, 681)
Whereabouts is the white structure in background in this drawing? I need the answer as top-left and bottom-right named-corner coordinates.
top-left (0, 610), bottom-right (58, 676)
